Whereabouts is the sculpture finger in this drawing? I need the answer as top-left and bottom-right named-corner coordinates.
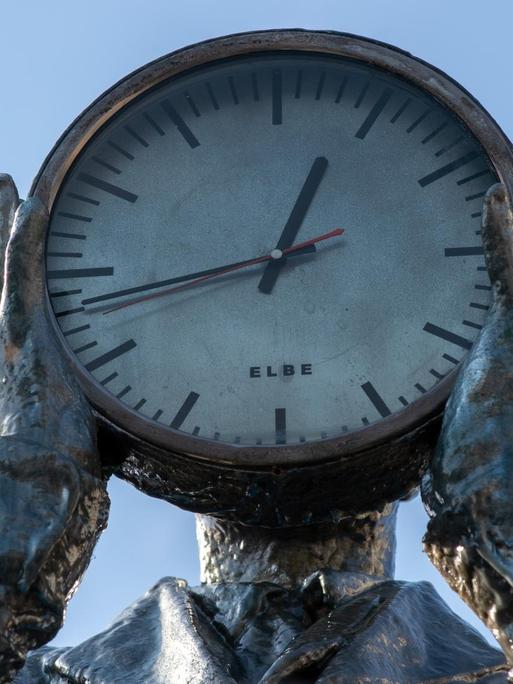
top-left (0, 198), bottom-right (48, 344)
top-left (482, 183), bottom-right (513, 302)
top-left (0, 175), bottom-right (19, 294)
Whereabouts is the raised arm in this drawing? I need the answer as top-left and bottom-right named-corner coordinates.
top-left (0, 176), bottom-right (109, 683)
top-left (422, 183), bottom-right (513, 661)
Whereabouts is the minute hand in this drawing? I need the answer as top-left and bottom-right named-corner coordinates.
top-left (258, 156), bottom-right (328, 294)
top-left (97, 229), bottom-right (343, 315)
top-left (82, 243), bottom-right (316, 309)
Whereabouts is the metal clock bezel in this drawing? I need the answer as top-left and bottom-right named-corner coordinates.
top-left (31, 29), bottom-right (513, 469)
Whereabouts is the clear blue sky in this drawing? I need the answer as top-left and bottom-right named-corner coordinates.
top-left (1, 0), bottom-right (512, 649)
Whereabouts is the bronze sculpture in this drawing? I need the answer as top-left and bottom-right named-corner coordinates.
top-left (0, 175), bottom-right (512, 681)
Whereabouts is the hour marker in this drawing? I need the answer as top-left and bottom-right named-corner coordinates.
top-left (475, 284), bottom-right (492, 291)
top-left (206, 82), bottom-right (220, 109)
top-left (415, 383), bottom-right (427, 393)
top-left (471, 212), bottom-right (482, 219)
top-left (63, 323), bottom-right (90, 337)
top-left (116, 385), bottom-right (132, 399)
top-left (362, 417), bottom-right (370, 426)
top-left (275, 408), bottom-right (286, 445)
top-left (406, 109), bottom-right (430, 133)
top-left (66, 192), bottom-right (99, 206)
top-left (73, 341), bottom-right (98, 354)
top-left (125, 125), bottom-right (149, 147)
top-left (134, 399), bottom-right (146, 411)
top-left (100, 371), bottom-right (118, 386)
top-left (299, 436), bottom-right (306, 443)
top-left (477, 266), bottom-right (487, 272)
top-left (463, 320), bottom-right (483, 330)
top-left (294, 70), bottom-right (303, 99)
top-left (355, 87), bottom-right (393, 139)
top-left (92, 157), bottom-right (121, 174)
top-left (398, 396), bottom-right (409, 406)
top-left (184, 92), bottom-right (200, 117)
top-left (50, 231), bottom-right (86, 240)
top-left (444, 246), bottom-right (484, 257)
top-left (56, 306), bottom-right (84, 318)
top-left (192, 426), bottom-right (200, 436)
top-left (85, 339), bottom-right (137, 372)
top-left (418, 151), bottom-right (480, 187)
top-left (256, 438), bottom-right (262, 445)
top-left (421, 121), bottom-right (448, 144)
top-left (390, 98), bottom-right (410, 123)
top-left (458, 169), bottom-right (493, 185)
top-left (170, 391), bottom-right (200, 429)
top-left (315, 71), bottom-right (326, 100)
top-left (423, 322), bottom-right (472, 350)
top-left (108, 141), bottom-right (134, 160)
top-left (50, 289), bottom-right (82, 298)
top-left (443, 353), bottom-right (460, 365)
top-left (272, 69), bottom-right (282, 125)
top-left (341, 425), bottom-right (349, 433)
top-left (234, 436), bottom-right (241, 444)
top-left (250, 73), bottom-right (260, 101)
top-left (143, 112), bottom-right (165, 135)
top-left (47, 251), bottom-right (82, 258)
top-left (161, 100), bottom-right (200, 148)
top-left (435, 136), bottom-right (463, 157)
top-left (48, 267), bottom-right (114, 279)
top-left (228, 76), bottom-right (239, 104)
top-left (214, 431), bottom-right (220, 441)
top-left (152, 409), bottom-right (163, 421)
top-left (361, 381), bottom-right (391, 417)
top-left (57, 212), bottom-right (92, 223)
top-left (78, 173), bottom-right (138, 203)
top-left (334, 75), bottom-right (348, 103)
top-left (354, 80), bottom-right (370, 108)
top-left (470, 302), bottom-right (489, 310)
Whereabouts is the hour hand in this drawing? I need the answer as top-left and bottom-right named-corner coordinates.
top-left (258, 156), bottom-right (328, 294)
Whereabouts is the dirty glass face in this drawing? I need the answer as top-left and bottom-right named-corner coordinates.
top-left (46, 52), bottom-right (496, 448)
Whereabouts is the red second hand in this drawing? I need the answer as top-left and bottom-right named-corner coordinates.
top-left (103, 228), bottom-right (344, 314)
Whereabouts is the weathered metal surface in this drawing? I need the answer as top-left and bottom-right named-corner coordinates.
top-left (16, 561), bottom-right (508, 682)
top-left (423, 183), bottom-right (513, 666)
top-left (102, 412), bottom-right (438, 527)
top-left (196, 505), bottom-right (398, 586)
top-left (0, 179), bottom-right (109, 684)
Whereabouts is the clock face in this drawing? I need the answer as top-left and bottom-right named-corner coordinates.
top-left (45, 51), bottom-right (496, 452)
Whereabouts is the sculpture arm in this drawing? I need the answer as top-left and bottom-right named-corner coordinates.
top-left (422, 183), bottom-right (513, 662)
top-left (0, 176), bottom-right (109, 684)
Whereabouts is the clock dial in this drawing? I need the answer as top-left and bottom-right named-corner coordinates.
top-left (46, 52), bottom-right (496, 449)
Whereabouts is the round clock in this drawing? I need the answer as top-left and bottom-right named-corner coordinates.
top-left (31, 31), bottom-right (513, 525)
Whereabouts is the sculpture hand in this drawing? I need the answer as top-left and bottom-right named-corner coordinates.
top-left (422, 183), bottom-right (513, 662)
top-left (0, 176), bottom-right (109, 684)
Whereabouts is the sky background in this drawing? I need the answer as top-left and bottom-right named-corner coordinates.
top-left (1, 0), bottom-right (512, 650)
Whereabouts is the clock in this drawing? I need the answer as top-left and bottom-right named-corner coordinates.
top-left (31, 31), bottom-right (513, 525)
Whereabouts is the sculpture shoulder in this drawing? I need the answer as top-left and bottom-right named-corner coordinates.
top-left (14, 577), bottom-right (510, 683)
top-left (14, 577), bottom-right (239, 684)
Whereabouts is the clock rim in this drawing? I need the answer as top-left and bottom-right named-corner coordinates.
top-left (31, 28), bottom-right (513, 469)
